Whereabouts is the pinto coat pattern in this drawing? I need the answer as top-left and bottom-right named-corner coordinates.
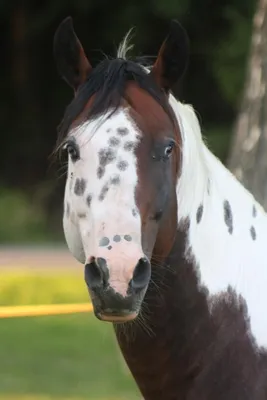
top-left (54, 17), bottom-right (267, 399)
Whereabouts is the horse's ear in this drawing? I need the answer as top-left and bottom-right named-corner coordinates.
top-left (150, 20), bottom-right (189, 93)
top-left (53, 17), bottom-right (92, 91)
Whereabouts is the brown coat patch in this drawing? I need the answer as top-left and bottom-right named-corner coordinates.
top-left (115, 221), bottom-right (267, 399)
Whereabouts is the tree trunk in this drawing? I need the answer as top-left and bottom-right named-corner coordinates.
top-left (227, 0), bottom-right (267, 210)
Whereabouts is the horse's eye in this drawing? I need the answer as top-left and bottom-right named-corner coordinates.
top-left (64, 141), bottom-right (80, 162)
top-left (164, 141), bottom-right (175, 158)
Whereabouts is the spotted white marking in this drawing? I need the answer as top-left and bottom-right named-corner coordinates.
top-left (169, 94), bottom-right (267, 348)
top-left (63, 109), bottom-right (143, 294)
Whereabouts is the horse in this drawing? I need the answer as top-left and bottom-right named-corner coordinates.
top-left (53, 17), bottom-right (267, 399)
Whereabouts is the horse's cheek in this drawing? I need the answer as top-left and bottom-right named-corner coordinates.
top-left (63, 214), bottom-right (85, 264)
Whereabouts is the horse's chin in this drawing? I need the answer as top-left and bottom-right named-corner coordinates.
top-left (86, 279), bottom-right (147, 324)
top-left (90, 294), bottom-right (142, 324)
top-left (95, 310), bottom-right (138, 324)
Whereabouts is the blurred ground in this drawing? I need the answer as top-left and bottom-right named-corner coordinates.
top-left (0, 246), bottom-right (80, 271)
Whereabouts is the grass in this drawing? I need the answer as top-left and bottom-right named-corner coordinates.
top-left (0, 314), bottom-right (139, 399)
top-left (0, 270), bottom-right (140, 399)
top-left (0, 271), bottom-right (88, 306)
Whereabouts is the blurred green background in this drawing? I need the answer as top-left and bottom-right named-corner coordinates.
top-left (0, 0), bottom-right (257, 399)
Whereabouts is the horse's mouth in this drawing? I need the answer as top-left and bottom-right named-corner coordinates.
top-left (95, 309), bottom-right (138, 323)
top-left (87, 283), bottom-right (145, 323)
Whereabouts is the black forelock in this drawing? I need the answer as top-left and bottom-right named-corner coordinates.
top-left (56, 57), bottom-right (173, 149)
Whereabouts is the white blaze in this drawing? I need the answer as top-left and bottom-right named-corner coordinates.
top-left (63, 109), bottom-right (144, 295)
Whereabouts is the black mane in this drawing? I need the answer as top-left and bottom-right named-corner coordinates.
top-left (56, 58), bottom-right (173, 148)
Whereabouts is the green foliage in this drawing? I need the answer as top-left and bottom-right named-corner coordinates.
top-left (0, 188), bottom-right (59, 243)
top-left (0, 271), bottom-right (88, 306)
top-left (204, 126), bottom-right (231, 163)
top-left (0, 188), bottom-right (62, 244)
top-left (212, 5), bottom-right (255, 107)
top-left (152, 0), bottom-right (190, 18)
top-left (0, 315), bottom-right (139, 398)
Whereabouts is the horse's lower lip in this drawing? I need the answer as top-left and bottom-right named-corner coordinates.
top-left (96, 311), bottom-right (138, 323)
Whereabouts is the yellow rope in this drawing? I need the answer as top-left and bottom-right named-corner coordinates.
top-left (0, 303), bottom-right (93, 318)
top-left (0, 397), bottom-right (126, 400)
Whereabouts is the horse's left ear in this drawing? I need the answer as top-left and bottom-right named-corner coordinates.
top-left (53, 17), bottom-right (92, 92)
top-left (151, 20), bottom-right (189, 93)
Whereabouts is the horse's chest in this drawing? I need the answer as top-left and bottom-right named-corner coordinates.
top-left (115, 329), bottom-right (188, 400)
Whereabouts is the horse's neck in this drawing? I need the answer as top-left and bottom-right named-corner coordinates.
top-left (114, 228), bottom-right (213, 400)
top-left (114, 100), bottom-right (267, 399)
top-left (115, 225), bottom-right (267, 400)
top-left (175, 98), bottom-right (267, 348)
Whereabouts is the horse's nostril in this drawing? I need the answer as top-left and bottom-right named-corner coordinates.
top-left (96, 257), bottom-right (109, 285)
top-left (131, 257), bottom-right (151, 290)
top-left (85, 257), bottom-right (109, 290)
top-left (85, 259), bottom-right (102, 289)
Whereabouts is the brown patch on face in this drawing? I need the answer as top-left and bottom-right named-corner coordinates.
top-left (122, 83), bottom-right (181, 259)
top-left (67, 94), bottom-right (96, 133)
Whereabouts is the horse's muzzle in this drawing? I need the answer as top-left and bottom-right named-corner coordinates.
top-left (87, 285), bottom-right (144, 323)
top-left (84, 259), bottom-right (150, 322)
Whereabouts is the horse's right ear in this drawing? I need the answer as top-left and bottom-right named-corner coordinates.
top-left (53, 17), bottom-right (92, 91)
top-left (150, 20), bottom-right (189, 93)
